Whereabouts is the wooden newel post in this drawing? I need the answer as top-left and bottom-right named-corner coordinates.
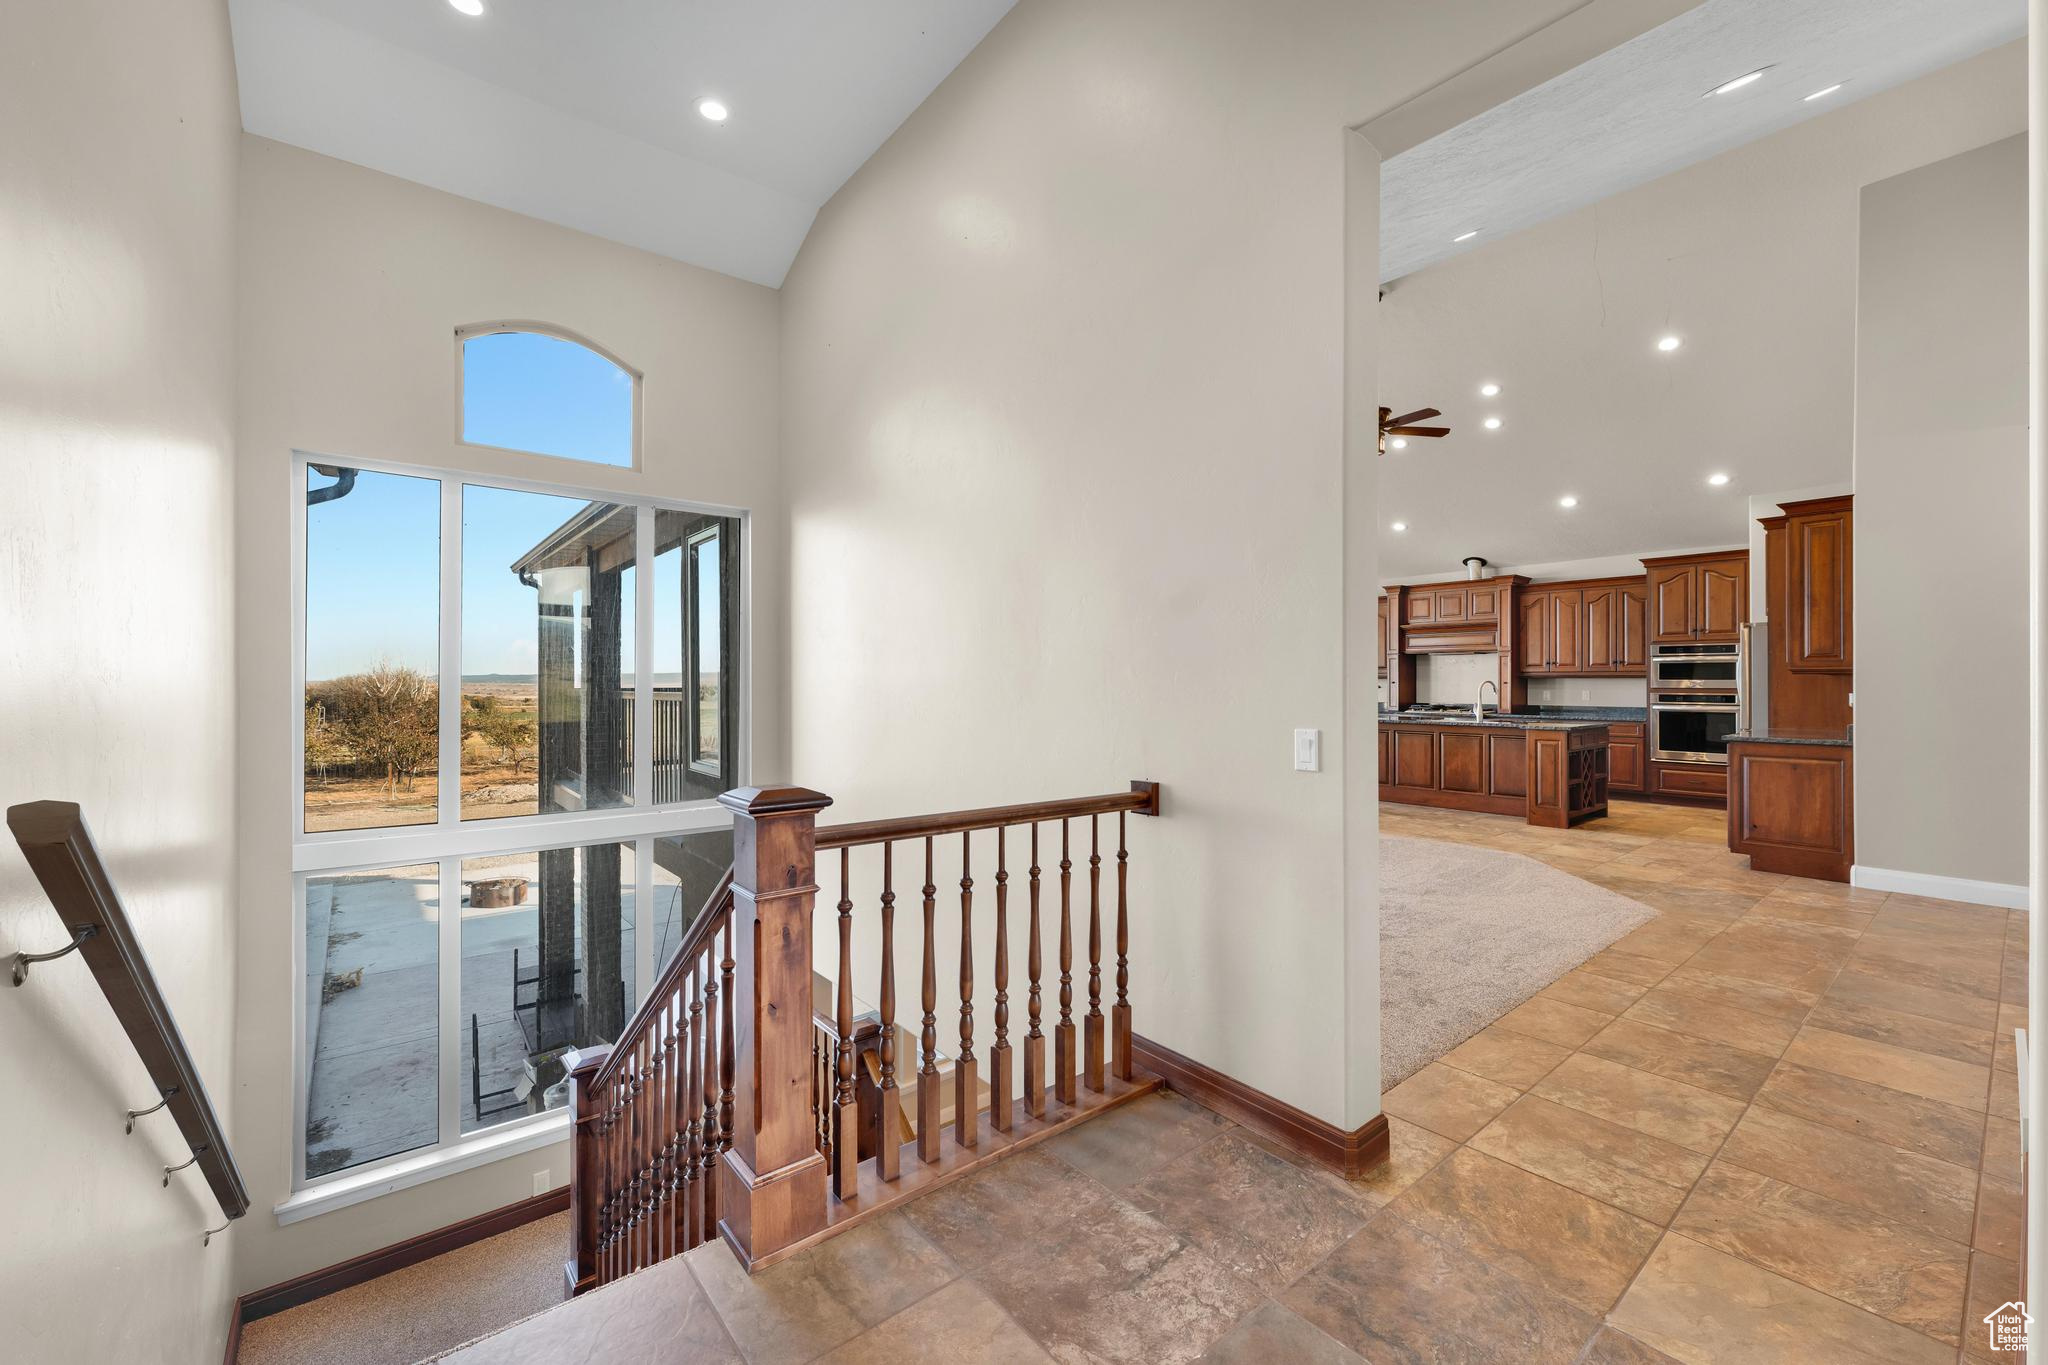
top-left (563, 1043), bottom-right (612, 1296)
top-left (716, 785), bottom-right (834, 1271)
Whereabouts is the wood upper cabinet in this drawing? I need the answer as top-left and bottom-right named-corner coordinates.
top-left (1617, 582), bottom-right (1648, 670)
top-left (1648, 563), bottom-right (1696, 644)
top-left (1644, 553), bottom-right (1748, 644)
top-left (1402, 591), bottom-right (1435, 627)
top-left (1782, 495), bottom-right (1852, 672)
top-left (1377, 594), bottom-right (1391, 679)
top-left (1519, 590), bottom-right (1552, 674)
top-left (1514, 578), bottom-right (1644, 676)
top-left (1547, 588), bottom-right (1584, 674)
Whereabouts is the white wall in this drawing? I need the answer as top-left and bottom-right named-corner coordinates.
top-left (0, 2), bottom-right (242, 1361)
top-left (777, 0), bottom-right (1581, 1129)
top-left (1856, 134), bottom-right (2029, 894)
top-left (232, 137), bottom-right (785, 1288)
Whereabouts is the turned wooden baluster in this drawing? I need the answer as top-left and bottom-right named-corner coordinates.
top-left (681, 972), bottom-right (702, 1248)
top-left (1086, 813), bottom-right (1105, 1092)
top-left (833, 848), bottom-right (859, 1198)
top-left (715, 915), bottom-right (733, 1235)
top-left (918, 838), bottom-right (942, 1161)
top-left (955, 832), bottom-right (978, 1148)
top-left (695, 950), bottom-right (715, 1244)
top-left (1023, 824), bottom-right (1046, 1118)
top-left (876, 844), bottom-right (902, 1180)
top-left (1115, 811), bottom-right (1132, 1081)
top-left (991, 826), bottom-right (1013, 1131)
top-left (1056, 820), bottom-right (1077, 1104)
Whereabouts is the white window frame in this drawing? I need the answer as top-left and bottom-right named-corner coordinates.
top-left (284, 449), bottom-right (749, 1217)
top-left (453, 321), bottom-right (645, 472)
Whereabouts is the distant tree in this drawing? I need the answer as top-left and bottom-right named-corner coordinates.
top-left (480, 710), bottom-right (537, 771)
top-left (320, 664), bottom-right (438, 795)
top-left (303, 698), bottom-right (348, 785)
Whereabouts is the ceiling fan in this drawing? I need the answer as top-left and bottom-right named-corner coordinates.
top-left (1379, 406), bottom-right (1450, 455)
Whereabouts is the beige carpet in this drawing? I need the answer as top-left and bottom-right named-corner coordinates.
top-left (237, 1212), bottom-right (568, 1365)
top-left (1380, 834), bottom-right (1656, 1086)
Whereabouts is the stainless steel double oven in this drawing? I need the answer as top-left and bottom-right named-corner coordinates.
top-left (1649, 643), bottom-right (1739, 765)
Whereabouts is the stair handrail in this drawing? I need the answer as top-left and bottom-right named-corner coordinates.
top-left (589, 868), bottom-right (733, 1093)
top-left (6, 801), bottom-right (250, 1229)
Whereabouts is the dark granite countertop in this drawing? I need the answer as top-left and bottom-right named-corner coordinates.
top-left (1519, 705), bottom-right (1646, 722)
top-left (1379, 712), bottom-right (1612, 733)
top-left (1727, 730), bottom-right (1853, 748)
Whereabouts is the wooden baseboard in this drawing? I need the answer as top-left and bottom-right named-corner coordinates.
top-left (1131, 1034), bottom-right (1388, 1179)
top-left (224, 1185), bottom-right (570, 1359)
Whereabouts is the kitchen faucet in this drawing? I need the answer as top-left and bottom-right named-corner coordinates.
top-left (1475, 679), bottom-right (1498, 721)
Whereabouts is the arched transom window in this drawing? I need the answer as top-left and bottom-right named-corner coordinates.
top-left (458, 324), bottom-right (639, 469)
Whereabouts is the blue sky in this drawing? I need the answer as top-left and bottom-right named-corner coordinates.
top-left (307, 475), bottom-right (695, 681)
top-left (304, 333), bottom-right (706, 682)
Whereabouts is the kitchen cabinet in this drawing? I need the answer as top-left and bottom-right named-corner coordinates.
top-left (1781, 495), bottom-right (1852, 673)
top-left (1377, 594), bottom-right (1391, 679)
top-left (1727, 739), bottom-right (1853, 881)
top-left (1378, 719), bottom-right (1609, 827)
top-left (1606, 721), bottom-right (1645, 793)
top-left (1643, 552), bottom-right (1749, 645)
top-left (1516, 577), bottom-right (1645, 676)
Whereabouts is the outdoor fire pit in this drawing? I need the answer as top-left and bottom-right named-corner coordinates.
top-left (469, 876), bottom-right (528, 908)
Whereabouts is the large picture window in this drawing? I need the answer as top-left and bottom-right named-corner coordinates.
top-left (293, 453), bottom-right (743, 1197)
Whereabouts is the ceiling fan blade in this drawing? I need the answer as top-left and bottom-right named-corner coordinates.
top-left (1384, 408), bottom-right (1441, 428)
top-left (1389, 425), bottom-right (1451, 438)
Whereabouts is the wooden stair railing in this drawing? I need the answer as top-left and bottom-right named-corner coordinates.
top-left (566, 779), bottom-right (1162, 1290)
top-left (6, 801), bottom-right (251, 1241)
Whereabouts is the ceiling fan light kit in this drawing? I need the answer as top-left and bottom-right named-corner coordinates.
top-left (1378, 405), bottom-right (1450, 455)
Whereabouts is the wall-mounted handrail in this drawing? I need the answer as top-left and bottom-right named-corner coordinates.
top-left (7, 801), bottom-right (250, 1222)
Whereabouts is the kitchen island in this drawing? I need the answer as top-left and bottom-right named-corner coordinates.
top-left (1378, 712), bottom-right (1611, 828)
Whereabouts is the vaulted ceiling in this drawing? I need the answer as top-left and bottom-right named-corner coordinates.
top-left (1381, 0), bottom-right (2024, 282)
top-left (228, 0), bottom-right (1018, 287)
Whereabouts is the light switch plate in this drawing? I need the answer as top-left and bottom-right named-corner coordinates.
top-left (533, 1171), bottom-right (551, 1197)
top-left (1294, 728), bottom-right (1321, 773)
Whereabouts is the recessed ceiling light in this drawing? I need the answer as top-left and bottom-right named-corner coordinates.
top-left (1391, 521), bottom-right (1408, 532)
top-left (1804, 83), bottom-right (1844, 102)
top-left (1705, 67), bottom-right (1771, 98)
top-left (1453, 230), bottom-right (1480, 243)
top-left (1558, 495), bottom-right (1579, 509)
top-left (1482, 416), bottom-right (1502, 430)
top-left (1390, 437), bottom-right (1408, 450)
top-left (1707, 472), bottom-right (1731, 487)
top-left (697, 97), bottom-right (730, 123)
top-left (1479, 382), bottom-right (1501, 398)
top-left (448, 0), bottom-right (484, 14)
top-left (1657, 335), bottom-right (1683, 352)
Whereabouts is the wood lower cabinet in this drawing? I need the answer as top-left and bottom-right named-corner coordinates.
top-left (1606, 722), bottom-right (1645, 794)
top-left (1727, 741), bottom-right (1853, 881)
top-left (1379, 722), bottom-right (1609, 826)
top-left (1650, 761), bottom-right (1727, 801)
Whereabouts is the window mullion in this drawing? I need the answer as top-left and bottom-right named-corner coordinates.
top-left (439, 481), bottom-right (463, 827)
top-left (438, 857), bottom-right (460, 1146)
top-left (635, 837), bottom-right (654, 1008)
top-left (634, 504), bottom-right (654, 809)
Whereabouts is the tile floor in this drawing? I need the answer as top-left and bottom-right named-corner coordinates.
top-left (443, 800), bottom-right (2027, 1365)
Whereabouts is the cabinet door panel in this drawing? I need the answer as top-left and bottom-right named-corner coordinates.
top-left (1788, 511), bottom-right (1851, 671)
top-left (1609, 738), bottom-right (1644, 791)
top-left (1378, 728), bottom-right (1392, 785)
top-left (1519, 591), bottom-right (1551, 675)
top-left (1649, 566), bottom-right (1695, 643)
top-left (1549, 588), bottom-right (1585, 673)
top-left (1404, 593), bottom-right (1435, 626)
top-left (1467, 587), bottom-right (1498, 621)
top-left (1392, 731), bottom-right (1437, 788)
top-left (1617, 584), bottom-right (1648, 671)
top-left (1581, 588), bottom-right (1617, 673)
top-left (1440, 732), bottom-right (1488, 793)
top-left (1377, 595), bottom-right (1390, 678)
top-left (1699, 562), bottom-right (1746, 642)
top-left (1487, 733), bottom-right (1527, 797)
top-left (1433, 588), bottom-right (1468, 624)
